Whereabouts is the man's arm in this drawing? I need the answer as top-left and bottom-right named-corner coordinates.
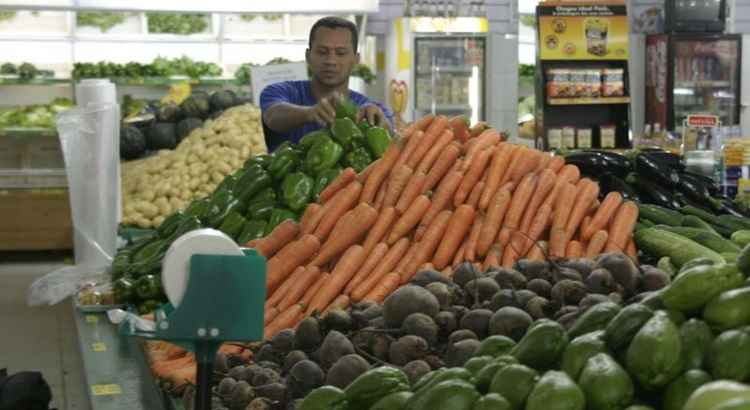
top-left (263, 103), bottom-right (314, 134)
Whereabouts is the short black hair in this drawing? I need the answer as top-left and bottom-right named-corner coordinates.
top-left (309, 16), bottom-right (358, 53)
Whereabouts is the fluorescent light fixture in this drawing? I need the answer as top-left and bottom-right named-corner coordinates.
top-left (469, 65), bottom-right (479, 125)
top-left (674, 88), bottom-right (694, 95)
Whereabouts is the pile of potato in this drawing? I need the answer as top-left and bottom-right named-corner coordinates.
top-left (121, 104), bottom-right (267, 228)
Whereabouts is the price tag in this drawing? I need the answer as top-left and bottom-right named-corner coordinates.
top-left (92, 342), bottom-right (107, 352)
top-left (85, 315), bottom-right (98, 324)
top-left (91, 384), bottom-right (122, 396)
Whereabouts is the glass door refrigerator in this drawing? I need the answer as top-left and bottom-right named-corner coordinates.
top-left (413, 36), bottom-right (486, 125)
top-left (646, 33), bottom-right (742, 133)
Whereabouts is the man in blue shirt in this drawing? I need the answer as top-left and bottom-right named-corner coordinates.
top-left (260, 16), bottom-right (394, 152)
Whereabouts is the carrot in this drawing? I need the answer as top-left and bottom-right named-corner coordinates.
top-left (460, 215), bottom-right (483, 262)
top-left (264, 306), bottom-right (279, 325)
top-left (585, 230), bottom-right (609, 258)
top-left (589, 199), bottom-right (600, 214)
top-left (373, 182), bottom-right (387, 210)
top-left (503, 173), bottom-right (538, 233)
top-left (417, 128), bottom-right (455, 174)
top-left (395, 171), bottom-right (428, 214)
top-left (383, 165), bottom-right (413, 208)
top-left (310, 202), bottom-right (378, 267)
top-left (546, 155), bottom-right (565, 172)
top-left (580, 216), bottom-right (592, 241)
top-left (519, 168), bottom-right (557, 234)
top-left (362, 143), bottom-right (401, 204)
top-left (566, 241), bottom-right (583, 258)
top-left (605, 201), bottom-right (639, 253)
top-left (407, 115), bottom-right (449, 168)
top-left (581, 191), bottom-right (623, 241)
top-left (526, 241), bottom-right (547, 261)
top-left (300, 203), bottom-right (322, 234)
top-left (454, 148), bottom-right (492, 206)
top-left (306, 245), bottom-right (366, 315)
top-left (512, 202), bottom-right (553, 257)
top-left (423, 143), bottom-right (462, 193)
top-left (477, 188), bottom-right (512, 256)
top-left (346, 242), bottom-right (389, 294)
top-left (266, 266), bottom-right (304, 309)
top-left (324, 294), bottom-right (350, 314)
top-left (402, 210), bottom-right (452, 282)
top-left (626, 238), bottom-right (638, 262)
top-left (534, 153), bottom-right (552, 173)
top-left (395, 241), bottom-right (420, 276)
top-left (565, 179), bottom-right (600, 239)
top-left (319, 168), bottom-right (357, 204)
top-left (265, 304), bottom-right (303, 339)
top-left (301, 273), bottom-right (328, 307)
top-left (541, 164), bottom-right (582, 210)
top-left (278, 266), bottom-right (322, 311)
top-left (372, 237), bottom-right (411, 277)
top-left (388, 195), bottom-right (431, 244)
top-left (433, 205), bottom-right (476, 269)
top-left (449, 115), bottom-right (471, 142)
top-left (357, 160), bottom-right (378, 183)
top-left (479, 144), bottom-right (514, 210)
top-left (362, 206), bottom-right (397, 255)
top-left (394, 130), bottom-right (424, 170)
top-left (442, 266), bottom-right (454, 277)
top-left (498, 146), bottom-right (525, 187)
top-left (351, 269), bottom-right (391, 302)
top-left (266, 234), bottom-right (321, 293)
top-left (453, 240), bottom-right (468, 266)
top-left (509, 149), bottom-right (542, 184)
top-left (466, 181), bottom-right (485, 209)
top-left (420, 170), bottom-right (463, 228)
top-left (501, 244), bottom-right (521, 268)
top-left (463, 129), bottom-right (501, 170)
top-left (548, 183), bottom-right (577, 258)
top-left (314, 180), bottom-right (363, 241)
top-left (483, 245), bottom-right (502, 271)
top-left (557, 164), bottom-right (581, 183)
top-left (419, 262), bottom-right (435, 271)
top-left (469, 121), bottom-right (490, 139)
top-left (251, 220), bottom-right (300, 258)
top-left (362, 272), bottom-right (401, 303)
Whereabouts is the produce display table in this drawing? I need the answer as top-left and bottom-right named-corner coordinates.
top-left (72, 304), bottom-right (169, 410)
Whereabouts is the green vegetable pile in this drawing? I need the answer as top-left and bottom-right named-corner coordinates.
top-left (0, 62), bottom-right (51, 79)
top-left (351, 64), bottom-right (376, 84)
top-left (146, 12), bottom-right (208, 35)
top-left (0, 98), bottom-right (73, 129)
top-left (76, 12), bottom-right (128, 32)
top-left (0, 11), bottom-right (16, 23)
top-left (72, 56), bottom-right (222, 79)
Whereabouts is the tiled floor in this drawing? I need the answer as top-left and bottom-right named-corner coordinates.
top-left (0, 251), bottom-right (90, 410)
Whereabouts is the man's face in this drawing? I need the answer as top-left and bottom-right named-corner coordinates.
top-left (307, 27), bottom-right (359, 88)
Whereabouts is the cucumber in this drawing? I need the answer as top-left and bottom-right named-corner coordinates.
top-left (634, 228), bottom-right (724, 269)
top-left (680, 319), bottom-right (714, 370)
top-left (658, 257), bottom-right (677, 277)
top-left (682, 215), bottom-right (720, 235)
top-left (663, 263), bottom-right (745, 313)
top-left (653, 225), bottom-right (741, 254)
top-left (639, 204), bottom-right (685, 226)
top-left (708, 329), bottom-right (750, 381)
top-left (680, 205), bottom-right (720, 225)
top-left (721, 252), bottom-right (739, 261)
top-left (718, 214), bottom-right (750, 231)
top-left (568, 302), bottom-right (622, 339)
top-left (604, 304), bottom-right (655, 352)
top-left (731, 230), bottom-right (750, 247)
top-left (703, 287), bottom-right (750, 332)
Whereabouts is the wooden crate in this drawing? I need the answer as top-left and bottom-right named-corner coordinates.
top-left (0, 189), bottom-right (73, 250)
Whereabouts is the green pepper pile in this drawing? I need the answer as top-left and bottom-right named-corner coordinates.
top-left (111, 98), bottom-right (391, 313)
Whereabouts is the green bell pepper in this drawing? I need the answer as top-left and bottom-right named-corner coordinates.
top-left (336, 97), bottom-right (358, 122)
top-left (282, 172), bottom-right (314, 212)
top-left (218, 211), bottom-right (247, 240)
top-left (132, 239), bottom-right (167, 264)
top-left (111, 250), bottom-right (131, 281)
top-left (331, 117), bottom-right (364, 150)
top-left (165, 216), bottom-right (202, 243)
top-left (184, 198), bottom-right (211, 220)
top-left (268, 143), bottom-right (300, 180)
top-left (314, 168), bottom-right (342, 199)
top-left (366, 126), bottom-right (390, 159)
top-left (113, 277), bottom-right (136, 304)
top-left (244, 154), bottom-right (272, 170)
top-left (305, 139), bottom-right (343, 175)
top-left (266, 208), bottom-right (297, 235)
top-left (344, 145), bottom-right (373, 173)
top-left (156, 212), bottom-right (187, 239)
top-left (249, 187), bottom-right (277, 205)
top-left (137, 299), bottom-right (162, 315)
top-left (299, 129), bottom-right (333, 152)
top-left (237, 219), bottom-right (268, 244)
top-left (135, 274), bottom-right (162, 300)
top-left (237, 169), bottom-right (272, 204)
top-left (214, 174), bottom-right (238, 194)
top-left (358, 120), bottom-right (372, 134)
top-left (246, 199), bottom-right (275, 221)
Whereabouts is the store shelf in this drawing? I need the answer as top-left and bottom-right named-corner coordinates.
top-left (0, 127), bottom-right (57, 137)
top-left (416, 66), bottom-right (475, 75)
top-left (0, 76), bottom-right (70, 85)
top-left (0, 76), bottom-right (241, 87)
top-left (547, 96), bottom-right (631, 106)
top-left (421, 104), bottom-right (473, 112)
top-left (0, 0), bottom-right (379, 13)
top-left (675, 80), bottom-right (732, 88)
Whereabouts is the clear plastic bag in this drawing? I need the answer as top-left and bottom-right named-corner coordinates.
top-left (27, 102), bottom-right (120, 306)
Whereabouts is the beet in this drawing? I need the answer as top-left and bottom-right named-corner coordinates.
top-left (383, 285), bottom-right (440, 328)
top-left (369, 317), bottom-right (386, 328)
top-left (258, 360), bottom-right (281, 373)
top-left (552, 266), bottom-right (583, 282)
top-left (578, 294), bottom-right (610, 311)
top-left (322, 309), bottom-right (353, 333)
top-left (551, 280), bottom-right (588, 305)
top-left (446, 338), bottom-right (481, 367)
top-left (464, 278), bottom-right (501, 305)
top-left (493, 268), bottom-right (528, 290)
top-left (214, 352), bottom-right (229, 374)
top-left (558, 259), bottom-right (595, 278)
top-left (453, 262), bottom-right (483, 287)
top-left (283, 350), bottom-right (308, 373)
top-left (226, 353), bottom-right (246, 369)
top-left (608, 292), bottom-right (624, 305)
top-left (424, 354), bottom-right (445, 370)
top-left (449, 329), bottom-right (479, 345)
top-left (370, 333), bottom-right (394, 362)
top-left (246, 397), bottom-right (273, 410)
top-left (229, 381), bottom-right (254, 410)
top-left (253, 382), bottom-right (286, 404)
top-left (255, 344), bottom-right (282, 365)
top-left (319, 331), bottom-right (355, 369)
top-left (489, 289), bottom-right (521, 311)
top-left (294, 317), bottom-right (322, 351)
top-left (640, 265), bottom-right (671, 291)
top-left (425, 282), bottom-right (453, 308)
top-left (434, 311), bottom-right (458, 338)
top-left (526, 296), bottom-right (553, 319)
top-left (450, 305), bottom-right (470, 321)
top-left (287, 360), bottom-right (324, 398)
top-left (554, 305), bottom-right (580, 320)
top-left (353, 301), bottom-right (377, 311)
top-left (557, 311), bottom-right (580, 330)
top-left (594, 252), bottom-right (641, 295)
top-left (515, 289), bottom-right (538, 307)
top-left (389, 335), bottom-right (429, 366)
top-left (402, 313), bottom-right (439, 346)
top-left (252, 367), bottom-right (280, 387)
top-left (526, 278), bottom-right (552, 299)
top-left (412, 269), bottom-right (454, 287)
top-left (585, 268), bottom-right (618, 294)
top-left (489, 307), bottom-right (533, 341)
top-left (459, 309), bottom-right (493, 339)
top-left (217, 377), bottom-right (237, 396)
top-left (325, 354), bottom-right (370, 389)
top-left (270, 329), bottom-right (295, 354)
top-left (403, 360), bottom-right (431, 385)
top-left (239, 364), bottom-right (262, 384)
top-left (515, 260), bottom-right (552, 280)
top-left (227, 365), bottom-right (245, 380)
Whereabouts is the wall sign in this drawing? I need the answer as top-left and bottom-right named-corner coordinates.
top-left (250, 63), bottom-right (309, 106)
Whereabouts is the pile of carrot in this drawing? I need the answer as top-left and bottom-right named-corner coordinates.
top-left (252, 114), bottom-right (639, 341)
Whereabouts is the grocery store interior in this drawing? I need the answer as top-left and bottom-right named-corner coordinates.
top-left (4, 0), bottom-right (750, 409)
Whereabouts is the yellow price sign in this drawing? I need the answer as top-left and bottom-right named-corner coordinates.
top-left (85, 315), bottom-right (98, 324)
top-left (92, 342), bottom-right (107, 352)
top-left (91, 384), bottom-right (122, 396)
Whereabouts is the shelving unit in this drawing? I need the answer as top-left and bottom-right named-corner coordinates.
top-left (547, 96), bottom-right (631, 106)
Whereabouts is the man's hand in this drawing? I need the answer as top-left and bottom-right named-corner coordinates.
top-left (305, 94), bottom-right (339, 127)
top-left (357, 104), bottom-right (389, 130)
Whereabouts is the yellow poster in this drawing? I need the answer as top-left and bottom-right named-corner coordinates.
top-left (539, 4), bottom-right (629, 60)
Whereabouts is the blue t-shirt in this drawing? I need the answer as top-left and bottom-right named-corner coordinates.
top-left (260, 80), bottom-right (394, 152)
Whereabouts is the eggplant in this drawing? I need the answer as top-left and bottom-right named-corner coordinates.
top-left (641, 151), bottom-right (684, 171)
top-left (634, 154), bottom-right (681, 188)
top-left (582, 150), bottom-right (632, 170)
top-left (565, 151), bottom-right (631, 178)
top-left (677, 172), bottom-right (715, 203)
top-left (598, 173), bottom-right (640, 202)
top-left (719, 200), bottom-right (750, 218)
top-left (681, 171), bottom-right (719, 196)
top-left (634, 176), bottom-right (682, 210)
